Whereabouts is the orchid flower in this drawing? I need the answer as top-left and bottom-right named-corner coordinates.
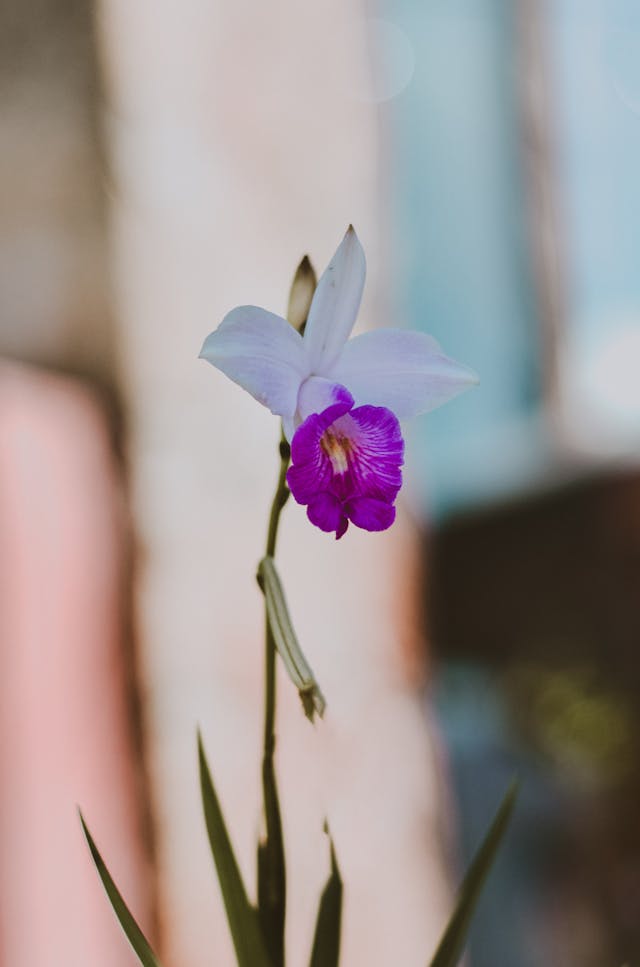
top-left (200, 227), bottom-right (477, 539)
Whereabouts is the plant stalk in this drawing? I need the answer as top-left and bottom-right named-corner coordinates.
top-left (258, 435), bottom-right (291, 967)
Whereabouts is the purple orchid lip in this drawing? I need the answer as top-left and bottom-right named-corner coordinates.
top-left (287, 396), bottom-right (404, 539)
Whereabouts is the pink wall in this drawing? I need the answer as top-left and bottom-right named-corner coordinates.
top-left (0, 363), bottom-right (153, 966)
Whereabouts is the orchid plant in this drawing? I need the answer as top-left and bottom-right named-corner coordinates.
top-left (200, 226), bottom-right (477, 539)
top-left (81, 227), bottom-right (517, 967)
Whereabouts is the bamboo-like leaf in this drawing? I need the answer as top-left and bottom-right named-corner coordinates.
top-left (79, 813), bottom-right (163, 967)
top-left (287, 255), bottom-right (317, 333)
top-left (258, 556), bottom-right (326, 721)
top-left (309, 830), bottom-right (343, 967)
top-left (198, 733), bottom-right (273, 967)
top-left (428, 780), bottom-right (518, 967)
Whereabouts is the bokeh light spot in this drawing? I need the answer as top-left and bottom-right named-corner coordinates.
top-left (356, 18), bottom-right (415, 104)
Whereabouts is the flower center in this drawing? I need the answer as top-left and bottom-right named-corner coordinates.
top-left (320, 428), bottom-right (352, 475)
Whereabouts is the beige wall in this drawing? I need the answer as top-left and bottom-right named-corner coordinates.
top-left (98, 1), bottom-right (452, 964)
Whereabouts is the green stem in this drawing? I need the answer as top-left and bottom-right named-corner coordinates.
top-left (266, 438), bottom-right (291, 558)
top-left (263, 437), bottom-right (291, 743)
top-left (258, 435), bottom-right (290, 967)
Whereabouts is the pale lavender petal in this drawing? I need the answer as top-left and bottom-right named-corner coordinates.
top-left (302, 226), bottom-right (366, 373)
top-left (329, 329), bottom-right (479, 418)
top-left (282, 415), bottom-right (296, 444)
top-left (344, 497), bottom-right (396, 532)
top-left (307, 492), bottom-right (348, 539)
top-left (284, 376), bottom-right (352, 443)
top-left (296, 377), bottom-right (353, 423)
top-left (199, 306), bottom-right (308, 419)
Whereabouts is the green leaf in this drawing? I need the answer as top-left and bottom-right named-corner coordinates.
top-left (257, 745), bottom-right (286, 967)
top-left (198, 732), bottom-right (274, 967)
top-left (258, 556), bottom-right (326, 721)
top-left (79, 813), bottom-right (163, 967)
top-left (428, 780), bottom-right (519, 967)
top-left (309, 829), bottom-right (343, 967)
top-left (287, 255), bottom-right (317, 333)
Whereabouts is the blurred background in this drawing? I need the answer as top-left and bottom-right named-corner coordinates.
top-left (1, 0), bottom-right (639, 965)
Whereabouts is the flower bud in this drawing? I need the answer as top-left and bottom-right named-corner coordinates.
top-left (287, 255), bottom-right (317, 333)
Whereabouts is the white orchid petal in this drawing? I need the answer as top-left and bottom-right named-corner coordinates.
top-left (303, 226), bottom-right (366, 372)
top-left (329, 329), bottom-right (479, 418)
top-left (296, 376), bottom-right (354, 423)
top-left (282, 415), bottom-right (296, 443)
top-left (199, 306), bottom-right (308, 419)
